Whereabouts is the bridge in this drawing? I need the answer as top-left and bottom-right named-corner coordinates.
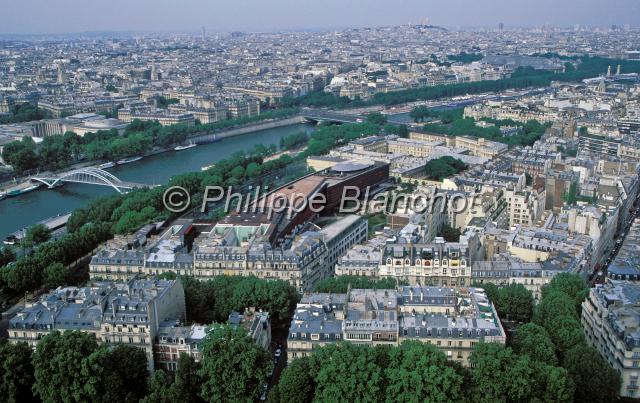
top-left (31, 167), bottom-right (149, 194)
top-left (302, 109), bottom-right (366, 124)
top-left (301, 108), bottom-right (409, 125)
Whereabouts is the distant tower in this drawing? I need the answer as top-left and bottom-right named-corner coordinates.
top-left (499, 22), bottom-right (504, 31)
top-left (617, 64), bottom-right (621, 75)
top-left (202, 26), bottom-right (206, 41)
top-left (150, 62), bottom-right (157, 81)
top-left (607, 65), bottom-right (612, 77)
top-left (56, 63), bottom-right (65, 84)
top-left (598, 77), bottom-right (606, 93)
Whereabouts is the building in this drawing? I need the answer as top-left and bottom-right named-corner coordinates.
top-left (582, 280), bottom-right (640, 398)
top-left (319, 215), bottom-right (368, 273)
top-left (118, 108), bottom-right (196, 127)
top-left (578, 132), bottom-right (622, 157)
top-left (154, 308), bottom-right (270, 372)
top-left (377, 233), bottom-right (483, 287)
top-left (504, 186), bottom-right (546, 227)
top-left (8, 278), bottom-right (186, 370)
top-left (471, 259), bottom-right (563, 301)
top-left (287, 286), bottom-right (505, 366)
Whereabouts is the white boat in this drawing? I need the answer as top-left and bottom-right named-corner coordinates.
top-left (97, 161), bottom-right (116, 169)
top-left (116, 156), bottom-right (143, 165)
top-left (3, 235), bottom-right (17, 245)
top-left (174, 142), bottom-right (197, 151)
top-left (201, 164), bottom-right (215, 171)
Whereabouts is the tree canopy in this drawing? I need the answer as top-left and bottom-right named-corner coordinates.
top-left (198, 324), bottom-right (272, 403)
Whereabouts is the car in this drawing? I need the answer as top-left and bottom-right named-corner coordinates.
top-left (274, 348), bottom-right (282, 358)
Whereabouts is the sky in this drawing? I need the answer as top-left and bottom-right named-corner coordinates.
top-left (1, 0), bottom-right (639, 35)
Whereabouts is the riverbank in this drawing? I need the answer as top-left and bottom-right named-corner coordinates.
top-left (0, 122), bottom-right (315, 238)
top-left (0, 115), bottom-right (310, 194)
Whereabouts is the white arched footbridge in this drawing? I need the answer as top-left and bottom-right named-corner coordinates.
top-left (31, 167), bottom-right (149, 194)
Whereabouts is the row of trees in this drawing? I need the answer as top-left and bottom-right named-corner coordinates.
top-left (0, 324), bottom-right (274, 403)
top-left (0, 332), bottom-right (148, 403)
top-left (313, 275), bottom-right (407, 293)
top-left (269, 340), bottom-right (574, 403)
top-left (0, 222), bottom-right (111, 295)
top-left (483, 273), bottom-right (621, 402)
top-left (279, 131), bottom-right (308, 150)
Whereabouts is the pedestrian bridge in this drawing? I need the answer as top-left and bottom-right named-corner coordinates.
top-left (31, 167), bottom-right (149, 194)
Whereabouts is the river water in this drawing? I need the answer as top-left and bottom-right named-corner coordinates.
top-left (0, 123), bottom-right (316, 238)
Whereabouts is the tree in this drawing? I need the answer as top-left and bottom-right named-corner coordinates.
top-left (563, 344), bottom-right (621, 403)
top-left (439, 223), bottom-right (461, 242)
top-left (82, 345), bottom-right (149, 403)
top-left (495, 284), bottom-right (534, 323)
top-left (469, 343), bottom-right (536, 402)
top-left (269, 356), bottom-right (315, 403)
top-left (171, 354), bottom-right (204, 403)
top-left (314, 275), bottom-right (405, 293)
top-left (534, 290), bottom-right (577, 326)
top-left (32, 331), bottom-right (100, 402)
top-left (245, 162), bottom-right (262, 178)
top-left (0, 247), bottom-right (16, 267)
top-left (424, 156), bottom-right (467, 181)
top-left (141, 370), bottom-right (173, 403)
top-left (198, 324), bottom-right (272, 403)
top-left (366, 112), bottom-right (387, 125)
top-left (544, 315), bottom-right (585, 356)
top-left (511, 323), bottom-right (558, 365)
top-left (1, 137), bottom-right (39, 173)
top-left (23, 224), bottom-right (51, 247)
top-left (541, 272), bottom-right (588, 310)
top-left (385, 341), bottom-right (465, 402)
top-left (312, 343), bottom-right (385, 402)
top-left (141, 354), bottom-right (203, 403)
top-left (42, 262), bottom-right (70, 290)
top-left (0, 341), bottom-right (35, 403)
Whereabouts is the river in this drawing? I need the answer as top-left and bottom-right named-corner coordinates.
top-left (0, 123), bottom-right (316, 238)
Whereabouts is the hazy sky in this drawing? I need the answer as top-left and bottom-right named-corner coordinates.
top-left (1, 0), bottom-right (639, 34)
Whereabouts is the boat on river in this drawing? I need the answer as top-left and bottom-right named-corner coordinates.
top-left (116, 156), bottom-right (143, 165)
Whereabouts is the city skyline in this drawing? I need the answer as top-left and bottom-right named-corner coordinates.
top-left (1, 0), bottom-right (640, 35)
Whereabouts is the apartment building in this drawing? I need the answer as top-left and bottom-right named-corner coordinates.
top-left (504, 186), bottom-right (546, 227)
top-left (287, 286), bottom-right (505, 366)
top-left (582, 280), bottom-right (640, 398)
top-left (8, 278), bottom-right (186, 370)
top-left (471, 258), bottom-right (563, 301)
top-left (377, 233), bottom-right (483, 287)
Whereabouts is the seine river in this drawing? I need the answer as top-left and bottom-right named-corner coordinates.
top-left (0, 123), bottom-right (315, 238)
